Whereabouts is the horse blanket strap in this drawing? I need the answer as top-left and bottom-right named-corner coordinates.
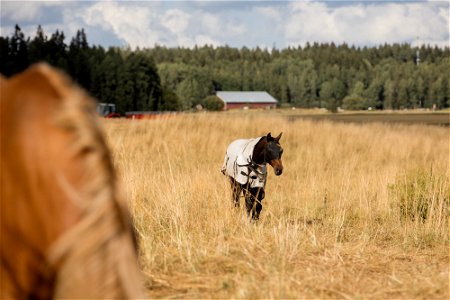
top-left (221, 137), bottom-right (267, 188)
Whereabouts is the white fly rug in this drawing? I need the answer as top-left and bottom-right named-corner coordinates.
top-left (221, 137), bottom-right (267, 188)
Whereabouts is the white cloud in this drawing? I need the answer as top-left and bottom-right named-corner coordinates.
top-left (1, 2), bottom-right (42, 22)
top-left (200, 12), bottom-right (221, 35)
top-left (81, 2), bottom-right (162, 48)
top-left (225, 22), bottom-right (246, 36)
top-left (78, 2), bottom-right (244, 48)
top-left (286, 1), bottom-right (339, 44)
top-left (180, 10), bottom-right (246, 46)
top-left (161, 9), bottom-right (191, 34)
top-left (1, 1), bottom-right (447, 49)
top-left (284, 1), bottom-right (449, 47)
top-left (254, 6), bottom-right (282, 21)
top-left (194, 34), bottom-right (220, 47)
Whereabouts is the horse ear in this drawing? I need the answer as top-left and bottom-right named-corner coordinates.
top-left (267, 132), bottom-right (273, 140)
top-left (275, 132), bottom-right (283, 142)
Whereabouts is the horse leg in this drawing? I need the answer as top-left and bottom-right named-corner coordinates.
top-left (244, 186), bottom-right (255, 217)
top-left (229, 177), bottom-right (241, 207)
top-left (250, 187), bottom-right (265, 220)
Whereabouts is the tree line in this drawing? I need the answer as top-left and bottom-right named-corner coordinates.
top-left (1, 25), bottom-right (449, 112)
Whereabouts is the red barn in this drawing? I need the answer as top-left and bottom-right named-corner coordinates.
top-left (217, 91), bottom-right (278, 110)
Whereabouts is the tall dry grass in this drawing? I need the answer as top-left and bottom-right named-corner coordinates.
top-left (102, 113), bottom-right (449, 299)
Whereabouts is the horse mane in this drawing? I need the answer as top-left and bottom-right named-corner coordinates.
top-left (0, 64), bottom-right (143, 298)
top-left (46, 65), bottom-right (142, 298)
top-left (252, 136), bottom-right (267, 164)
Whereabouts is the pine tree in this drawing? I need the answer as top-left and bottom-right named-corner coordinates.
top-left (9, 25), bottom-right (29, 74)
top-left (28, 25), bottom-right (47, 64)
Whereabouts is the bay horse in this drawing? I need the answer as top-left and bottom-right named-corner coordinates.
top-left (0, 64), bottom-right (143, 298)
top-left (222, 132), bottom-right (284, 220)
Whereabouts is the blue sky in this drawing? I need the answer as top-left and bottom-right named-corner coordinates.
top-left (1, 1), bottom-right (448, 49)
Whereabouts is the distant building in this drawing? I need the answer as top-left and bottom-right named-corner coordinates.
top-left (216, 91), bottom-right (278, 110)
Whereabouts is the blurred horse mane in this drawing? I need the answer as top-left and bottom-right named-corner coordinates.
top-left (0, 64), bottom-right (143, 298)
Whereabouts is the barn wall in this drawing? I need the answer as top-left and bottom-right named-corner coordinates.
top-left (224, 103), bottom-right (276, 110)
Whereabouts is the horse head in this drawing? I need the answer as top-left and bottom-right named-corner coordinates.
top-left (265, 132), bottom-right (284, 176)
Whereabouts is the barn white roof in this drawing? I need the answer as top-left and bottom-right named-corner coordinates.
top-left (216, 91), bottom-right (278, 104)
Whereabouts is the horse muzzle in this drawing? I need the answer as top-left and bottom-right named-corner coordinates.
top-left (274, 167), bottom-right (283, 176)
top-left (270, 159), bottom-right (283, 176)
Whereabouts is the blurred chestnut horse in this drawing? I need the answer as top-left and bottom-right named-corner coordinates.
top-left (0, 64), bottom-right (143, 298)
top-left (222, 133), bottom-right (284, 220)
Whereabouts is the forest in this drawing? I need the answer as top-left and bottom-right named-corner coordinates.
top-left (1, 25), bottom-right (449, 113)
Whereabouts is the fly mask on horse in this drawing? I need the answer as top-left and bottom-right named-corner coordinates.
top-left (222, 132), bottom-right (284, 220)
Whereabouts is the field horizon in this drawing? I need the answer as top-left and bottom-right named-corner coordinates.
top-left (102, 112), bottom-right (449, 298)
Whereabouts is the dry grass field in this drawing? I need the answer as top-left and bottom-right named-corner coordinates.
top-left (102, 113), bottom-right (449, 299)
